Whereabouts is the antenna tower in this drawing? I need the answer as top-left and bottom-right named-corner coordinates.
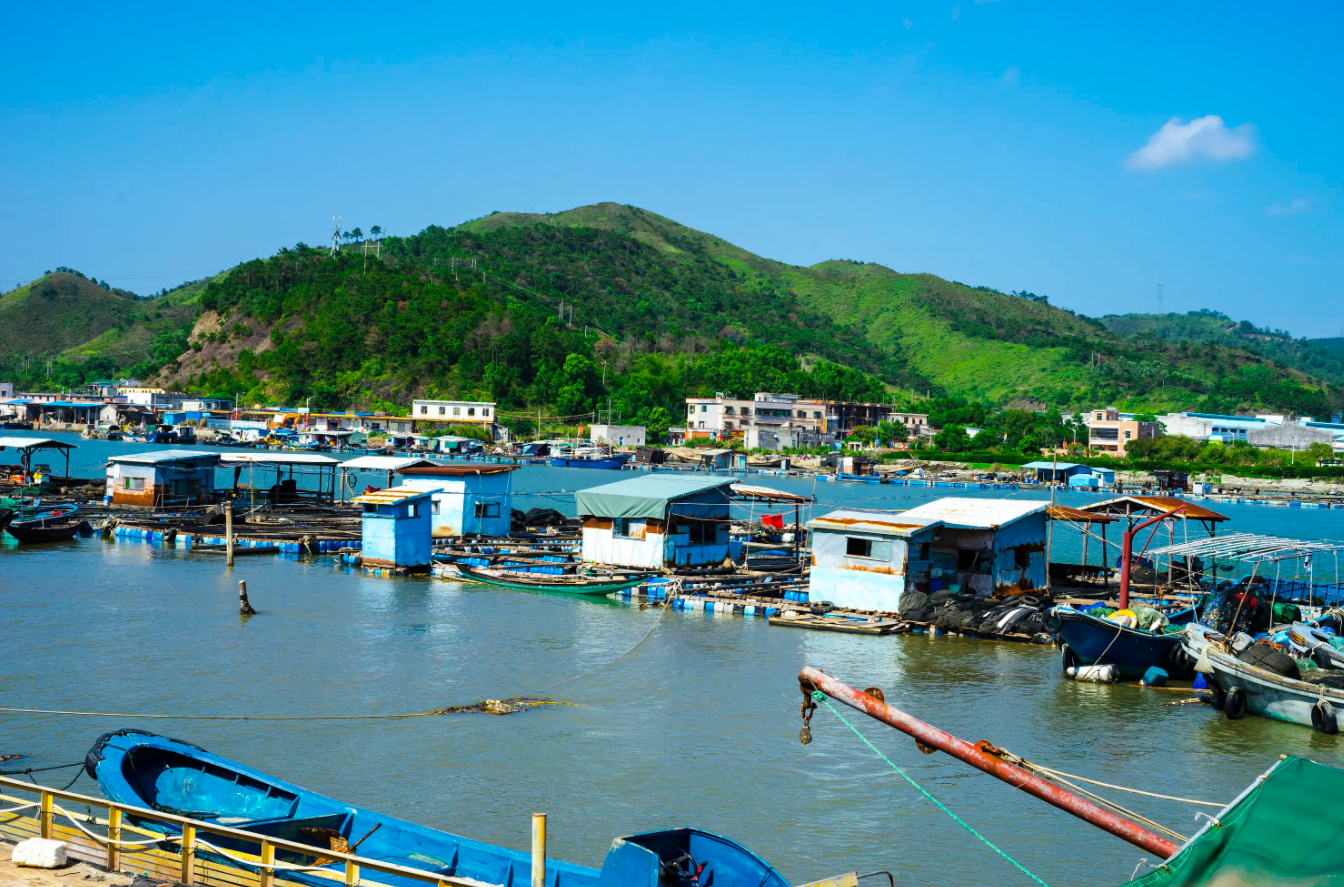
top-left (1156, 283), bottom-right (1164, 313)
top-left (331, 216), bottom-right (342, 256)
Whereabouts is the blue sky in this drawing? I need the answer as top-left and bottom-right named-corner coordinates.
top-left (2, 2), bottom-right (1340, 336)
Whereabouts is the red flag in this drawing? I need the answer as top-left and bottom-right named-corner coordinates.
top-left (762, 513), bottom-right (785, 529)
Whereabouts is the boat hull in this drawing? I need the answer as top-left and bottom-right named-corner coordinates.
top-left (1183, 629), bottom-right (1344, 730)
top-left (1053, 608), bottom-right (1190, 678)
top-left (456, 565), bottom-right (649, 595)
top-left (548, 455), bottom-right (631, 470)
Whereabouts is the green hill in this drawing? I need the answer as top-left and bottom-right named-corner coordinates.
top-left (0, 271), bottom-right (141, 356)
top-left (1101, 310), bottom-right (1344, 390)
top-left (3, 204), bottom-right (1339, 422)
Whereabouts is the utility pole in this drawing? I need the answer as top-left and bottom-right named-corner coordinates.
top-left (1156, 283), bottom-right (1164, 313)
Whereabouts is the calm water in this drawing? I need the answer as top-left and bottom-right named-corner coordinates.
top-left (4, 432), bottom-right (1344, 886)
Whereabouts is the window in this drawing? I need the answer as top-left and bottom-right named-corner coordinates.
top-left (474, 502), bottom-right (501, 518)
top-left (697, 421), bottom-right (704, 429)
top-left (613, 518), bottom-right (641, 538)
top-left (813, 411), bottom-right (822, 419)
top-left (1124, 430), bottom-right (1132, 439)
top-left (846, 537), bottom-right (871, 557)
top-left (1092, 427), bottom-right (1119, 441)
top-left (956, 549), bottom-right (989, 573)
top-left (432, 501), bottom-right (441, 515)
top-left (687, 522), bottom-right (717, 545)
top-left (124, 477), bottom-right (145, 491)
top-left (438, 406), bottom-right (445, 415)
top-left (452, 407), bottom-right (460, 416)
top-left (1015, 547), bottom-right (1031, 569)
top-left (468, 408), bottom-right (476, 416)
top-left (917, 543), bottom-right (931, 561)
top-left (420, 406), bottom-right (428, 415)
top-left (406, 503), bottom-right (418, 518)
top-left (701, 405), bottom-right (707, 413)
top-left (363, 503), bottom-right (377, 514)
top-left (483, 408), bottom-right (490, 416)
top-left (688, 405), bottom-right (696, 414)
top-left (725, 406), bottom-right (735, 414)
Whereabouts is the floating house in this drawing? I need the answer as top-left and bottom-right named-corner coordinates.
top-left (576, 475), bottom-right (734, 569)
top-left (807, 498), bottom-right (1049, 612)
top-left (353, 487), bottom-right (434, 572)
top-left (0, 436), bottom-right (76, 477)
top-left (1021, 461), bottom-right (1095, 483)
top-left (105, 450), bottom-right (220, 507)
top-left (397, 465), bottom-right (516, 537)
top-left (1068, 466), bottom-right (1116, 489)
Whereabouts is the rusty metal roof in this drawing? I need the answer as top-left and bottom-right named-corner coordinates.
top-left (398, 464), bottom-right (517, 477)
top-left (807, 508), bottom-right (939, 537)
top-left (352, 486), bottom-right (434, 506)
top-left (899, 497), bottom-right (1049, 530)
top-left (730, 483), bottom-right (812, 503)
top-left (1047, 504), bottom-right (1118, 524)
top-left (1080, 495), bottom-right (1229, 522)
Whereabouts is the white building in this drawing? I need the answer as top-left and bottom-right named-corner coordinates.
top-left (412, 399), bottom-right (495, 426)
top-left (590, 424), bottom-right (646, 447)
top-left (684, 392), bottom-right (825, 439)
top-left (0, 382), bottom-right (13, 400)
top-left (745, 424), bottom-right (802, 451)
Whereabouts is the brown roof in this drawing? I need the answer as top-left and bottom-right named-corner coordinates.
top-left (1081, 496), bottom-right (1229, 522)
top-left (398, 465), bottom-right (517, 477)
top-left (1047, 504), bottom-right (1118, 524)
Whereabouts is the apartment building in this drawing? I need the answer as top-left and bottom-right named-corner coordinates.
top-left (1087, 406), bottom-right (1160, 456)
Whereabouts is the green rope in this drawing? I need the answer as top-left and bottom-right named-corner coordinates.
top-left (810, 691), bottom-right (1051, 887)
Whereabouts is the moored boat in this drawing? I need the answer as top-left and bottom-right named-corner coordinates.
top-left (6, 516), bottom-right (85, 543)
top-left (548, 453), bottom-right (632, 470)
top-left (87, 730), bottom-right (789, 887)
top-left (455, 564), bottom-right (651, 595)
top-left (1050, 604), bottom-right (1195, 679)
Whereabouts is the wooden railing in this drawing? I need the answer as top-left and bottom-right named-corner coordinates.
top-left (0, 774), bottom-right (546, 887)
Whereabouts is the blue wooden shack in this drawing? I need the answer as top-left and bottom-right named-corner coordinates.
top-left (807, 497), bottom-right (1048, 613)
top-left (353, 487), bottom-right (434, 572)
top-left (397, 465), bottom-right (516, 538)
top-left (1021, 461), bottom-right (1094, 483)
top-left (575, 475), bottom-right (734, 569)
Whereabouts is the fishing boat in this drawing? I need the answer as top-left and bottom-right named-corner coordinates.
top-left (455, 564), bottom-right (651, 595)
top-left (6, 512), bottom-right (85, 543)
top-left (86, 730), bottom-right (789, 887)
top-left (548, 446), bottom-right (632, 470)
top-left (1183, 624), bottom-right (1344, 733)
top-left (800, 666), bottom-right (1344, 886)
top-left (1050, 604), bottom-right (1196, 678)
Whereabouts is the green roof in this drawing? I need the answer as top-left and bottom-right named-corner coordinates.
top-left (576, 475), bottom-right (735, 520)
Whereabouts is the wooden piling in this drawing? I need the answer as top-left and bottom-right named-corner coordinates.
top-left (225, 501), bottom-right (235, 567)
top-left (239, 580), bottom-right (257, 615)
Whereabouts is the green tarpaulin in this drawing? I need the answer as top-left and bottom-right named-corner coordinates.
top-left (1126, 756), bottom-right (1344, 887)
top-left (575, 475), bottom-right (734, 520)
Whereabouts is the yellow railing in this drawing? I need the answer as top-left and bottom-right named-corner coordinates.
top-left (0, 774), bottom-right (546, 887)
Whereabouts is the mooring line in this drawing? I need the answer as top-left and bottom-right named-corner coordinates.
top-left (812, 692), bottom-right (1051, 887)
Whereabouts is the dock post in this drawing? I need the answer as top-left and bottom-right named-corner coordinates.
top-left (239, 580), bottom-right (257, 615)
top-left (38, 790), bottom-right (52, 839)
top-left (180, 823), bottom-right (197, 884)
top-left (258, 840), bottom-right (275, 887)
top-left (531, 813), bottom-right (546, 887)
top-left (106, 807), bottom-right (122, 871)
top-left (225, 501), bottom-right (235, 567)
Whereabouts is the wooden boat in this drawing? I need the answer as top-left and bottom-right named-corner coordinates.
top-left (1183, 624), bottom-right (1344, 733)
top-left (191, 543), bottom-right (281, 556)
top-left (1050, 605), bottom-right (1195, 678)
top-left (6, 516), bottom-right (84, 543)
top-left (87, 730), bottom-right (789, 887)
top-left (548, 453), bottom-right (632, 469)
top-left (0, 507), bottom-right (13, 531)
top-left (456, 564), bottom-right (651, 595)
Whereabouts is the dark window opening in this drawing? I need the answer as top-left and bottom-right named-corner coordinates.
top-left (474, 502), bottom-right (500, 518)
top-left (1015, 547), bottom-right (1031, 569)
top-left (846, 537), bottom-right (872, 558)
top-left (957, 549), bottom-right (988, 572)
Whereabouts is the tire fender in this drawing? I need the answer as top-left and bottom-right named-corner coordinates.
top-left (1312, 700), bottom-right (1339, 735)
top-left (1061, 644), bottom-right (1080, 674)
top-left (1224, 686), bottom-right (1248, 720)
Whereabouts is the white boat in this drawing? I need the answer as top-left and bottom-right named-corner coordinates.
top-left (1183, 624), bottom-right (1344, 733)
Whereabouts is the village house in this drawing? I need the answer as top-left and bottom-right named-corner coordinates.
top-left (576, 475), bottom-right (734, 569)
top-left (105, 450), bottom-right (220, 507)
top-left (353, 487), bottom-right (434, 572)
top-left (807, 498), bottom-right (1048, 613)
top-left (396, 465), bottom-right (516, 537)
top-left (590, 424), bottom-right (646, 447)
top-left (1087, 406), bottom-right (1161, 456)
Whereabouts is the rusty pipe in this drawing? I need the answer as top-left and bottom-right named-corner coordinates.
top-left (1119, 503), bottom-right (1187, 609)
top-left (800, 667), bottom-right (1180, 859)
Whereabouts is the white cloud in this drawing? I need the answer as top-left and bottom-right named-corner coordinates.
top-left (999, 65), bottom-right (1020, 85)
top-left (903, 16), bottom-right (915, 28)
top-left (951, 4), bottom-right (960, 19)
top-left (1266, 196), bottom-right (1313, 217)
top-left (1125, 115), bottom-right (1256, 171)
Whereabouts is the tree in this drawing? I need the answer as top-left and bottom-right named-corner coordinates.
top-left (877, 419), bottom-right (908, 443)
top-left (1307, 442), bottom-right (1334, 463)
top-left (351, 227), bottom-right (363, 241)
top-left (371, 226), bottom-right (382, 240)
top-left (933, 423), bottom-right (972, 452)
top-left (847, 424), bottom-right (877, 444)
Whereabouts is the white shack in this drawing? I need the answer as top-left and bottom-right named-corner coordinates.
top-left (576, 475), bottom-right (734, 569)
top-left (807, 498), bottom-right (1049, 613)
top-left (589, 424), bottom-right (646, 447)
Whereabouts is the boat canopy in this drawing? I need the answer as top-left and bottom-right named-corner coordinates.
top-left (576, 475), bottom-right (734, 520)
top-left (1125, 756), bottom-right (1344, 887)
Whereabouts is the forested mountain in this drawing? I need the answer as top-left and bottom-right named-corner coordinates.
top-left (2, 203), bottom-right (1339, 426)
top-left (1102, 310), bottom-right (1344, 390)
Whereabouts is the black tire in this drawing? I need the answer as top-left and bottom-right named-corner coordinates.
top-left (1224, 686), bottom-right (1247, 720)
top-left (1021, 595), bottom-right (1042, 608)
top-left (1043, 611), bottom-right (1063, 634)
top-left (1164, 643), bottom-right (1194, 676)
top-left (1061, 644), bottom-right (1080, 673)
top-left (1312, 701), bottom-right (1339, 735)
top-left (1207, 684), bottom-right (1226, 711)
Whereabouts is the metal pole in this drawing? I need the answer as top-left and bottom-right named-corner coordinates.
top-left (531, 813), bottom-right (547, 887)
top-left (800, 668), bottom-right (1180, 859)
top-left (225, 501), bottom-right (235, 567)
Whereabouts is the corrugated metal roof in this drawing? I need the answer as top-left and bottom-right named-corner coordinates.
top-left (108, 449), bottom-right (221, 465)
top-left (341, 456), bottom-right (441, 471)
top-left (1081, 496), bottom-right (1229, 522)
top-left (0, 436), bottom-right (77, 451)
top-left (352, 486), bottom-right (434, 506)
top-left (807, 508), bottom-right (938, 537)
top-left (900, 497), bottom-right (1048, 529)
top-left (730, 483), bottom-right (812, 503)
top-left (220, 452), bottom-right (339, 465)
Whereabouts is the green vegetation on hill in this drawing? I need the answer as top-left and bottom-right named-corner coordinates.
top-left (1102, 309), bottom-right (1344, 389)
top-left (2, 204), bottom-right (1338, 425)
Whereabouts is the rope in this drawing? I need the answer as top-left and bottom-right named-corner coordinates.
top-left (1019, 765), bottom-right (1222, 808)
top-left (810, 692), bottom-right (1051, 887)
top-left (51, 803), bottom-right (175, 847)
top-left (0, 801), bottom-right (39, 815)
top-left (194, 836), bottom-right (333, 872)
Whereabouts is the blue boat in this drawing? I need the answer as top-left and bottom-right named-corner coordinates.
top-left (86, 730), bottom-right (789, 887)
top-left (1050, 606), bottom-right (1196, 679)
top-left (548, 454), bottom-right (632, 470)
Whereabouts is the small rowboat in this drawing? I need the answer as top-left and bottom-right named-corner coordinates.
top-left (6, 516), bottom-right (84, 543)
top-left (455, 564), bottom-right (652, 595)
top-left (87, 730), bottom-right (789, 887)
top-left (1050, 605), bottom-right (1195, 679)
